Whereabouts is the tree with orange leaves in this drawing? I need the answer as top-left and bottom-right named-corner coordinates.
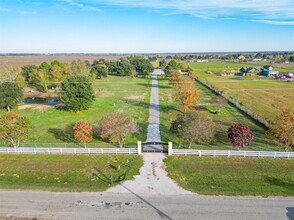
top-left (73, 121), bottom-right (93, 148)
top-left (168, 69), bottom-right (183, 86)
top-left (175, 78), bottom-right (199, 112)
top-left (267, 106), bottom-right (294, 150)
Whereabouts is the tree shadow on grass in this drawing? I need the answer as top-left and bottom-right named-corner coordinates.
top-left (265, 177), bottom-right (294, 193)
top-left (48, 124), bottom-right (75, 142)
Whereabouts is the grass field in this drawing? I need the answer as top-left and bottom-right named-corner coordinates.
top-left (0, 76), bottom-right (150, 146)
top-left (164, 156), bottom-right (294, 196)
top-left (186, 61), bottom-right (294, 123)
top-left (0, 154), bottom-right (142, 191)
top-left (158, 77), bottom-right (276, 150)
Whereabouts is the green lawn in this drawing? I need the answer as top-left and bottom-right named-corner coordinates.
top-left (165, 156), bottom-right (294, 196)
top-left (0, 76), bottom-right (150, 146)
top-left (186, 61), bottom-right (294, 123)
top-left (0, 154), bottom-right (142, 191)
top-left (158, 77), bottom-right (275, 150)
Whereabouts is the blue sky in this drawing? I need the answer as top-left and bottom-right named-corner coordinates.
top-left (0, 0), bottom-right (293, 53)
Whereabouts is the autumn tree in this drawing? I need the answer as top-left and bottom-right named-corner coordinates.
top-left (170, 111), bottom-right (215, 148)
top-left (0, 81), bottom-right (23, 112)
top-left (0, 113), bottom-right (30, 148)
top-left (227, 124), bottom-right (254, 149)
top-left (212, 96), bottom-right (227, 114)
top-left (267, 106), bottom-right (294, 150)
top-left (97, 110), bottom-right (139, 148)
top-left (168, 70), bottom-right (183, 86)
top-left (175, 78), bottom-right (199, 112)
top-left (60, 75), bottom-right (95, 112)
top-left (73, 121), bottom-right (93, 148)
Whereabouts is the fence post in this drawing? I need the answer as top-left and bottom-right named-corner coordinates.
top-left (199, 150), bottom-right (201, 157)
top-left (34, 148), bottom-right (36, 154)
top-left (258, 151), bottom-right (260, 158)
top-left (288, 152), bottom-right (290, 159)
top-left (244, 151), bottom-right (246, 158)
top-left (228, 151), bottom-right (230, 157)
top-left (128, 148), bottom-right (131, 154)
top-left (48, 148), bottom-right (50, 154)
top-left (88, 148), bottom-right (90, 155)
top-left (137, 141), bottom-right (142, 155)
top-left (20, 148), bottom-right (22, 154)
top-left (74, 148), bottom-right (76, 154)
top-left (274, 152), bottom-right (276, 158)
top-left (213, 150), bottom-right (216, 157)
top-left (168, 142), bottom-right (173, 156)
top-left (7, 148), bottom-right (9, 153)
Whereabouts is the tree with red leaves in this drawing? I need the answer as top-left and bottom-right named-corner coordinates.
top-left (227, 124), bottom-right (254, 149)
top-left (73, 121), bottom-right (93, 148)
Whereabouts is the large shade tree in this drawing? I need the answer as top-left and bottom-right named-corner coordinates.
top-left (60, 75), bottom-right (95, 112)
top-left (97, 110), bottom-right (139, 148)
top-left (0, 81), bottom-right (23, 112)
top-left (0, 113), bottom-right (30, 148)
top-left (170, 111), bottom-right (215, 148)
top-left (227, 124), bottom-right (254, 149)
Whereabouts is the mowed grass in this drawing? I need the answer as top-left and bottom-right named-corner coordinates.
top-left (158, 77), bottom-right (275, 150)
top-left (165, 156), bottom-right (294, 196)
top-left (187, 61), bottom-right (294, 123)
top-left (0, 154), bottom-right (142, 191)
top-left (0, 76), bottom-right (150, 145)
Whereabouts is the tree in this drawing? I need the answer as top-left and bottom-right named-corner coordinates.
top-left (114, 60), bottom-right (134, 76)
top-left (60, 75), bottom-right (95, 112)
top-left (212, 96), bottom-right (227, 114)
top-left (159, 59), bottom-right (168, 69)
top-left (175, 78), bottom-right (199, 112)
top-left (0, 113), bottom-right (30, 148)
top-left (170, 111), bottom-right (215, 148)
top-left (73, 121), bottom-right (93, 148)
top-left (267, 106), bottom-right (294, 150)
top-left (289, 56), bottom-right (294, 62)
top-left (0, 81), bottom-right (23, 112)
top-left (227, 124), bottom-right (254, 149)
top-left (129, 56), bottom-right (154, 77)
top-left (97, 110), bottom-right (139, 148)
top-left (20, 65), bottom-right (38, 82)
top-left (164, 60), bottom-right (179, 73)
top-left (168, 69), bottom-right (183, 86)
top-left (90, 61), bottom-right (108, 79)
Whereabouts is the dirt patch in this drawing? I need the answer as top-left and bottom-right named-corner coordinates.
top-left (24, 91), bottom-right (59, 99)
top-left (125, 95), bottom-right (144, 101)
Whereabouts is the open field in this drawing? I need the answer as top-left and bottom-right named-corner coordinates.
top-left (0, 76), bottom-right (150, 146)
top-left (158, 77), bottom-right (276, 150)
top-left (0, 54), bottom-right (124, 72)
top-left (187, 61), bottom-right (294, 123)
top-left (164, 156), bottom-right (294, 196)
top-left (0, 154), bottom-right (142, 191)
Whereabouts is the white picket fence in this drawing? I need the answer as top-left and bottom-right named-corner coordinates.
top-left (171, 149), bottom-right (294, 159)
top-left (0, 147), bottom-right (138, 155)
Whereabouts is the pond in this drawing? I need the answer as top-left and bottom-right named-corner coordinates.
top-left (21, 98), bottom-right (60, 105)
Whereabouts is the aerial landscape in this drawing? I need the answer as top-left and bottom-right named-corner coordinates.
top-left (0, 0), bottom-right (294, 219)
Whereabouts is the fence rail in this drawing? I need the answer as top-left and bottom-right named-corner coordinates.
top-left (171, 149), bottom-right (294, 158)
top-left (0, 147), bottom-right (138, 155)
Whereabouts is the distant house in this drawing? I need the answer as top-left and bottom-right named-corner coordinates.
top-left (152, 69), bottom-right (165, 75)
top-left (196, 59), bottom-right (209, 63)
top-left (240, 67), bottom-right (260, 76)
top-left (179, 70), bottom-right (188, 75)
top-left (238, 55), bottom-right (246, 60)
top-left (261, 65), bottom-right (279, 77)
top-left (252, 58), bottom-right (262, 62)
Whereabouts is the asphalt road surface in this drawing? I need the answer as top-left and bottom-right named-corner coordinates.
top-left (0, 190), bottom-right (293, 220)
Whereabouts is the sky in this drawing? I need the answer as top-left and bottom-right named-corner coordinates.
top-left (0, 0), bottom-right (294, 53)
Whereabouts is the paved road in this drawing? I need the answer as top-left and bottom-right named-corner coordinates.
top-left (144, 75), bottom-right (163, 152)
top-left (1, 190), bottom-right (293, 220)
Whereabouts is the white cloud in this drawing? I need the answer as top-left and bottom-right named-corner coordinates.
top-left (89, 0), bottom-right (294, 24)
top-left (64, 0), bottom-right (102, 12)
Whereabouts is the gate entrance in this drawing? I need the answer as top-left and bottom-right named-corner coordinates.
top-left (142, 141), bottom-right (168, 153)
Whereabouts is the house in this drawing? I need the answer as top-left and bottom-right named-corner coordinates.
top-left (252, 58), bottom-right (262, 62)
top-left (179, 70), bottom-right (188, 75)
top-left (261, 65), bottom-right (279, 77)
top-left (152, 69), bottom-right (165, 75)
top-left (240, 67), bottom-right (260, 76)
top-left (238, 55), bottom-right (246, 60)
top-left (196, 59), bottom-right (209, 63)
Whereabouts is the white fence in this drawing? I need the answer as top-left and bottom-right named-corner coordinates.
top-left (171, 149), bottom-right (294, 159)
top-left (0, 147), bottom-right (138, 155)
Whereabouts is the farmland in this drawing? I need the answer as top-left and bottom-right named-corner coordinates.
top-left (158, 77), bottom-right (275, 150)
top-left (186, 61), bottom-right (294, 123)
top-left (0, 75), bottom-right (150, 146)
